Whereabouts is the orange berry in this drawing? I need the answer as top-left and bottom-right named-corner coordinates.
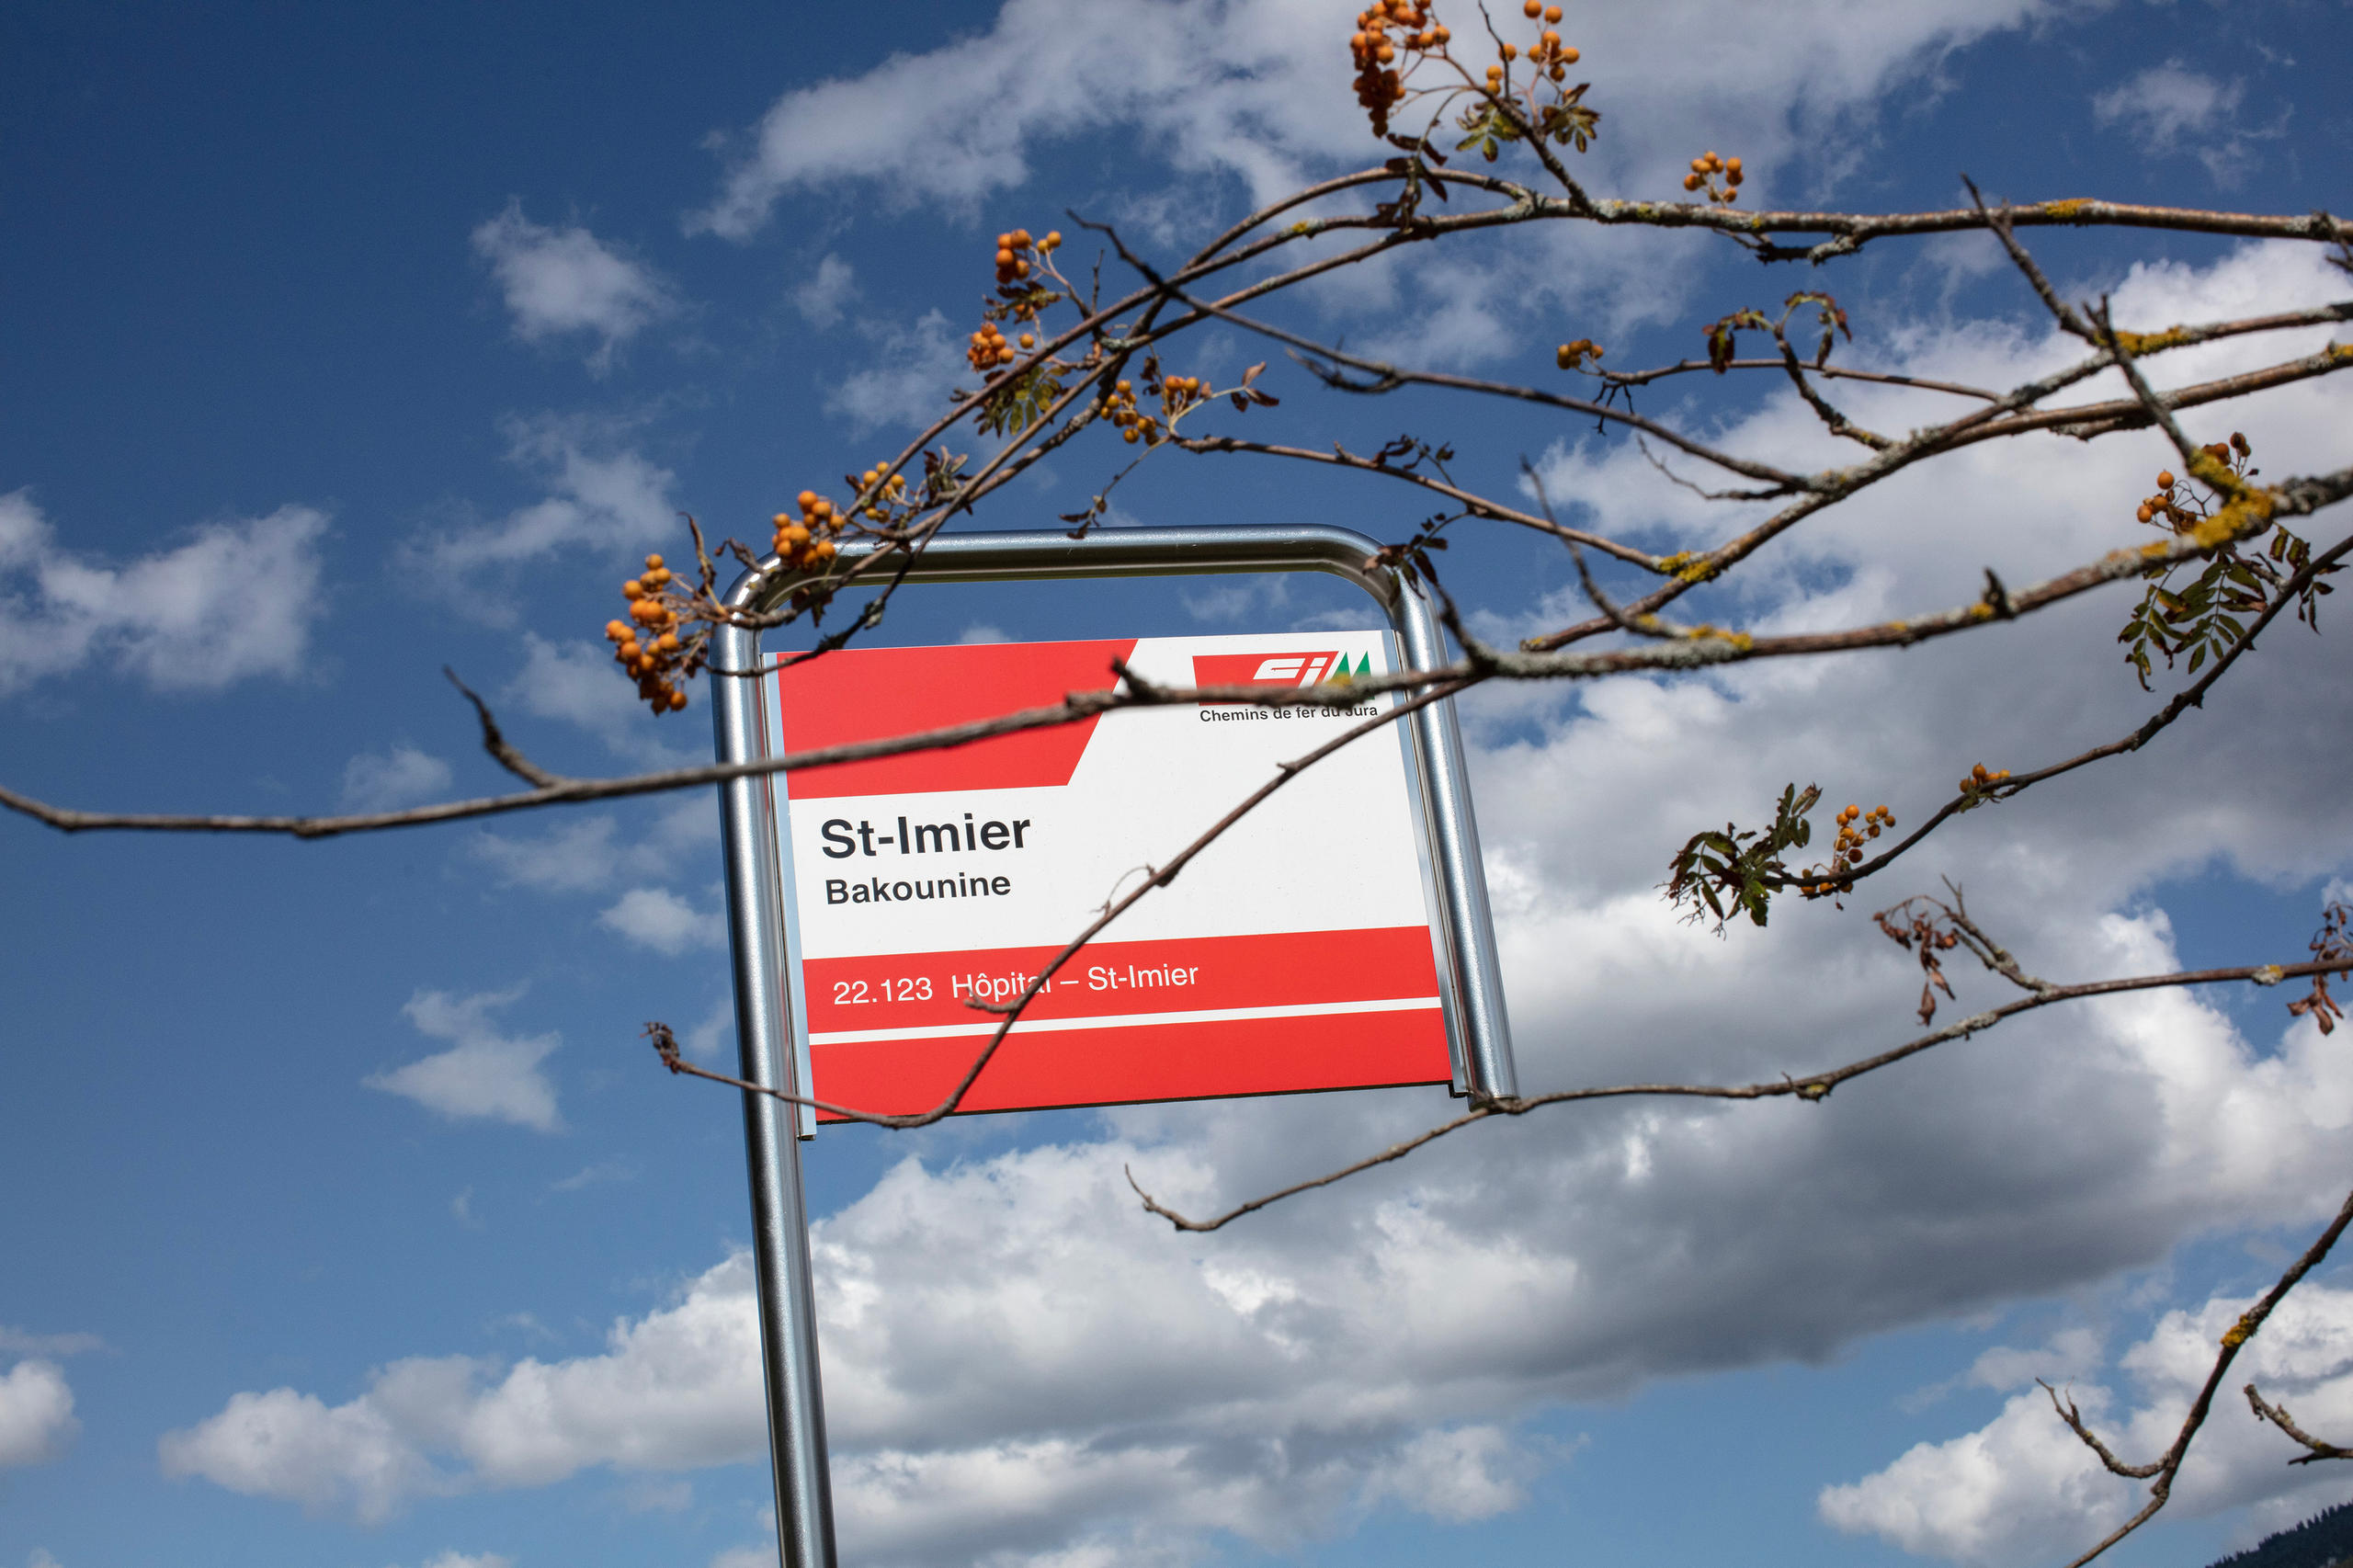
top-left (1543, 3), bottom-right (1561, 18)
top-left (621, 578), bottom-right (642, 597)
top-left (796, 490), bottom-right (818, 511)
top-left (1500, 40), bottom-right (1517, 59)
top-left (2156, 469), bottom-right (2175, 489)
top-left (1521, 0), bottom-right (1540, 15)
top-left (668, 689), bottom-right (688, 711)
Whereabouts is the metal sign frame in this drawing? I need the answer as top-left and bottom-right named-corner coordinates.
top-left (711, 523), bottom-right (1516, 1568)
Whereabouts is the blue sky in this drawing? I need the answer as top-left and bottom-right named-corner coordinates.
top-left (4, 3), bottom-right (2352, 1567)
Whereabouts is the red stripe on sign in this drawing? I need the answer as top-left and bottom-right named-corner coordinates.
top-left (776, 639), bottom-right (1136, 798)
top-left (801, 926), bottom-right (1439, 1036)
top-left (812, 1007), bottom-right (1451, 1119)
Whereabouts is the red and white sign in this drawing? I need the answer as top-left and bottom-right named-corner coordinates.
top-left (766, 632), bottom-right (1451, 1119)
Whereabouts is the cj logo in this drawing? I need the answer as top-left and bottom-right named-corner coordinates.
top-left (1189, 650), bottom-right (1373, 687)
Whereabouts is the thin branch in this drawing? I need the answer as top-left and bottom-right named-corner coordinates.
top-left (1968, 176), bottom-right (2095, 341)
top-left (1601, 358), bottom-right (2002, 400)
top-left (2245, 1385), bottom-right (2353, 1464)
top-left (1772, 528), bottom-right (2353, 892)
top-left (1170, 433), bottom-right (1661, 568)
top-left (1772, 323), bottom-right (1893, 449)
top-left (1130, 956), bottom-right (2353, 1232)
top-left (14, 478), bottom-right (2347, 840)
top-left (2089, 297), bottom-right (2203, 466)
top-left (2039, 1184), bottom-right (2353, 1568)
top-left (442, 667), bottom-right (572, 789)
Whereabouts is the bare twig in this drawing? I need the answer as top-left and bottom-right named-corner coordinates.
top-left (1130, 956), bottom-right (2353, 1232)
top-left (2039, 1184), bottom-right (2353, 1568)
top-left (441, 667), bottom-right (572, 790)
top-left (2245, 1385), bottom-right (2353, 1464)
top-left (1771, 528), bottom-right (2353, 893)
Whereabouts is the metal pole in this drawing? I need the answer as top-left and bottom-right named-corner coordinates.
top-left (1391, 587), bottom-right (1518, 1100)
top-left (713, 611), bottom-right (837, 1568)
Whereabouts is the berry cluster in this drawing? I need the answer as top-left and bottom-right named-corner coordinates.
top-left (992, 227), bottom-right (1057, 289)
top-left (1683, 150), bottom-right (1744, 203)
top-left (605, 554), bottom-right (691, 714)
top-left (1555, 337), bottom-right (1604, 370)
top-left (968, 321), bottom-right (1016, 373)
top-left (1107, 380), bottom-right (1157, 445)
top-left (2135, 433), bottom-right (2253, 527)
top-left (1350, 0), bottom-right (1447, 135)
top-left (1520, 1), bottom-right (1578, 79)
top-left (1958, 762), bottom-right (2011, 794)
top-left (1802, 802), bottom-right (1893, 894)
top-left (851, 464), bottom-right (907, 523)
top-left (773, 492), bottom-right (841, 574)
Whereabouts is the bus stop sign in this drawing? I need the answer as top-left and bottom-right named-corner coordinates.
top-left (763, 631), bottom-right (1455, 1119)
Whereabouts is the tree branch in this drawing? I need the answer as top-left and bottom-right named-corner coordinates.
top-left (1130, 956), bottom-right (2353, 1232)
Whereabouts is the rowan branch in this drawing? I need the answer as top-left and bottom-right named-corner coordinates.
top-left (2245, 1385), bottom-right (2353, 1465)
top-left (442, 667), bottom-right (572, 790)
top-left (1767, 528), bottom-right (2353, 893)
top-left (2037, 1184), bottom-right (2353, 1568)
top-left (14, 479), bottom-right (2346, 839)
top-left (1129, 959), bottom-right (2353, 1233)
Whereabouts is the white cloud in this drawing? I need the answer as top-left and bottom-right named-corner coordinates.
top-left (161, 1381), bottom-right (449, 1521)
top-left (597, 887), bottom-right (725, 955)
top-left (471, 796), bottom-right (715, 891)
top-left (0, 1360), bottom-right (77, 1468)
top-left (688, 0), bottom-right (2056, 362)
top-left (472, 199), bottom-right (678, 373)
top-left (550, 1159), bottom-right (633, 1194)
top-left (0, 490), bottom-right (326, 698)
top-left (365, 988), bottom-right (563, 1133)
top-left (342, 744), bottom-right (455, 812)
top-left (402, 415), bottom-right (680, 585)
top-left (498, 634), bottom-right (699, 768)
top-left (1824, 1286), bottom-right (2353, 1565)
top-left (682, 992), bottom-right (736, 1063)
top-left (471, 813), bottom-right (623, 892)
top-left (414, 1553), bottom-right (513, 1568)
top-left (825, 310), bottom-right (967, 435)
top-left (1362, 1425), bottom-right (1539, 1522)
top-left (2092, 62), bottom-right (2268, 182)
top-left (163, 1236), bottom-right (1567, 1561)
top-left (164, 1255), bottom-right (764, 1520)
top-left (708, 1549), bottom-right (775, 1568)
top-left (0, 1327), bottom-right (102, 1358)
top-left (792, 253), bottom-right (858, 328)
